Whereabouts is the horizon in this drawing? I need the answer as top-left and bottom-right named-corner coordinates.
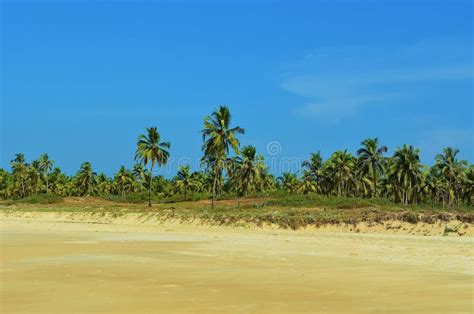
top-left (2, 0), bottom-right (473, 176)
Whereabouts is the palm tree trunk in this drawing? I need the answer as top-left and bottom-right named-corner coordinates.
top-left (212, 176), bottom-right (217, 209)
top-left (212, 163), bottom-right (218, 209)
top-left (148, 165), bottom-right (153, 207)
top-left (21, 180), bottom-right (26, 198)
top-left (46, 171), bottom-right (49, 194)
top-left (372, 166), bottom-right (377, 197)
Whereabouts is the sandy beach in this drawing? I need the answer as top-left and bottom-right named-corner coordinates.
top-left (1, 216), bottom-right (473, 313)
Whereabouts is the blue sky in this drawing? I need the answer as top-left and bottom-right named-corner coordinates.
top-left (1, 0), bottom-right (473, 176)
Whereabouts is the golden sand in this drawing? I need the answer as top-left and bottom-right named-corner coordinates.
top-left (1, 216), bottom-right (473, 313)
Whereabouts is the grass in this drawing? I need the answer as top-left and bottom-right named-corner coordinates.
top-left (8, 194), bottom-right (64, 205)
top-left (1, 192), bottom-right (472, 230)
top-left (105, 192), bottom-right (212, 204)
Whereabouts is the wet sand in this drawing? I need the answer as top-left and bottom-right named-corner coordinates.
top-left (1, 218), bottom-right (473, 313)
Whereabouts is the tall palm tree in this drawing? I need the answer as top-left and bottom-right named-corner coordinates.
top-left (29, 160), bottom-right (42, 195)
top-left (39, 154), bottom-right (54, 194)
top-left (0, 169), bottom-right (11, 199)
top-left (357, 138), bottom-right (387, 197)
top-left (461, 165), bottom-right (474, 205)
top-left (234, 145), bottom-right (262, 196)
top-left (11, 153), bottom-right (28, 198)
top-left (325, 150), bottom-right (355, 196)
top-left (75, 162), bottom-right (97, 196)
top-left (302, 152), bottom-right (323, 183)
top-left (390, 145), bottom-right (422, 205)
top-left (135, 127), bottom-right (170, 207)
top-left (201, 106), bottom-right (244, 208)
top-left (435, 147), bottom-right (467, 207)
top-left (425, 166), bottom-right (443, 208)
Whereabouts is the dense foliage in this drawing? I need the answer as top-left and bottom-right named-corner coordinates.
top-left (1, 107), bottom-right (472, 208)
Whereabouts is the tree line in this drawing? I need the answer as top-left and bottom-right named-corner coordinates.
top-left (1, 106), bottom-right (472, 208)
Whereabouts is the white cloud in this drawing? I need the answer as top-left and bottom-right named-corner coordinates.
top-left (281, 39), bottom-right (473, 123)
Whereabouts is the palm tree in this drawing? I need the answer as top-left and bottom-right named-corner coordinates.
top-left (325, 150), bottom-right (355, 196)
top-left (11, 153), bottom-right (28, 198)
top-left (278, 172), bottom-right (299, 194)
top-left (425, 166), bottom-right (442, 208)
top-left (234, 145), bottom-right (262, 196)
top-left (75, 162), bottom-right (97, 196)
top-left (96, 173), bottom-right (112, 196)
top-left (132, 163), bottom-right (147, 192)
top-left (29, 160), bottom-right (42, 195)
top-left (357, 138), bottom-right (387, 197)
top-left (114, 166), bottom-right (133, 196)
top-left (135, 127), bottom-right (170, 207)
top-left (302, 152), bottom-right (323, 183)
top-left (435, 147), bottom-right (467, 207)
top-left (461, 165), bottom-right (474, 205)
top-left (201, 106), bottom-right (244, 208)
top-left (298, 170), bottom-right (317, 194)
top-left (175, 165), bottom-right (198, 200)
top-left (0, 169), bottom-right (11, 199)
top-left (390, 145), bottom-right (422, 205)
top-left (39, 154), bottom-right (54, 194)
top-left (258, 167), bottom-right (276, 192)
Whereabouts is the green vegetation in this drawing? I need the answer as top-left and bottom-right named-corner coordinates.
top-left (0, 106), bottom-right (472, 212)
top-left (1, 193), bottom-right (472, 230)
top-left (12, 194), bottom-right (64, 205)
top-left (201, 105), bottom-right (245, 208)
top-left (135, 126), bottom-right (171, 207)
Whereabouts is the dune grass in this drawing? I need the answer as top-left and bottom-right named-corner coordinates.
top-left (1, 192), bottom-right (472, 230)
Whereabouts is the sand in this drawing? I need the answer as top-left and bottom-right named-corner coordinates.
top-left (1, 216), bottom-right (473, 313)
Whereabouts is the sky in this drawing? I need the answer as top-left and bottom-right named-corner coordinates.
top-left (1, 0), bottom-right (473, 177)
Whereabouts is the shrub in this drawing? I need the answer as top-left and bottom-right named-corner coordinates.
top-left (15, 194), bottom-right (63, 205)
top-left (401, 212), bottom-right (418, 224)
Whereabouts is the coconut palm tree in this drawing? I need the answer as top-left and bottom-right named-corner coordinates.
top-left (461, 165), bottom-right (474, 205)
top-left (278, 172), bottom-right (299, 194)
top-left (114, 166), bottom-right (134, 196)
top-left (233, 145), bottom-right (263, 196)
top-left (258, 167), bottom-right (276, 192)
top-left (29, 160), bottom-right (42, 195)
top-left (302, 152), bottom-right (323, 183)
top-left (325, 150), bottom-right (355, 196)
top-left (11, 153), bottom-right (28, 198)
top-left (0, 169), bottom-right (11, 199)
top-left (425, 166), bottom-right (443, 208)
top-left (75, 162), bottom-right (97, 196)
top-left (96, 173), bottom-right (112, 196)
top-left (39, 154), bottom-right (54, 194)
top-left (50, 167), bottom-right (68, 195)
top-left (201, 106), bottom-right (244, 208)
top-left (357, 138), bottom-right (387, 197)
top-left (435, 147), bottom-right (467, 207)
top-left (135, 127), bottom-right (170, 207)
top-left (175, 165), bottom-right (198, 200)
top-left (390, 145), bottom-right (422, 205)
top-left (132, 163), bottom-right (148, 192)
top-left (298, 170), bottom-right (318, 194)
